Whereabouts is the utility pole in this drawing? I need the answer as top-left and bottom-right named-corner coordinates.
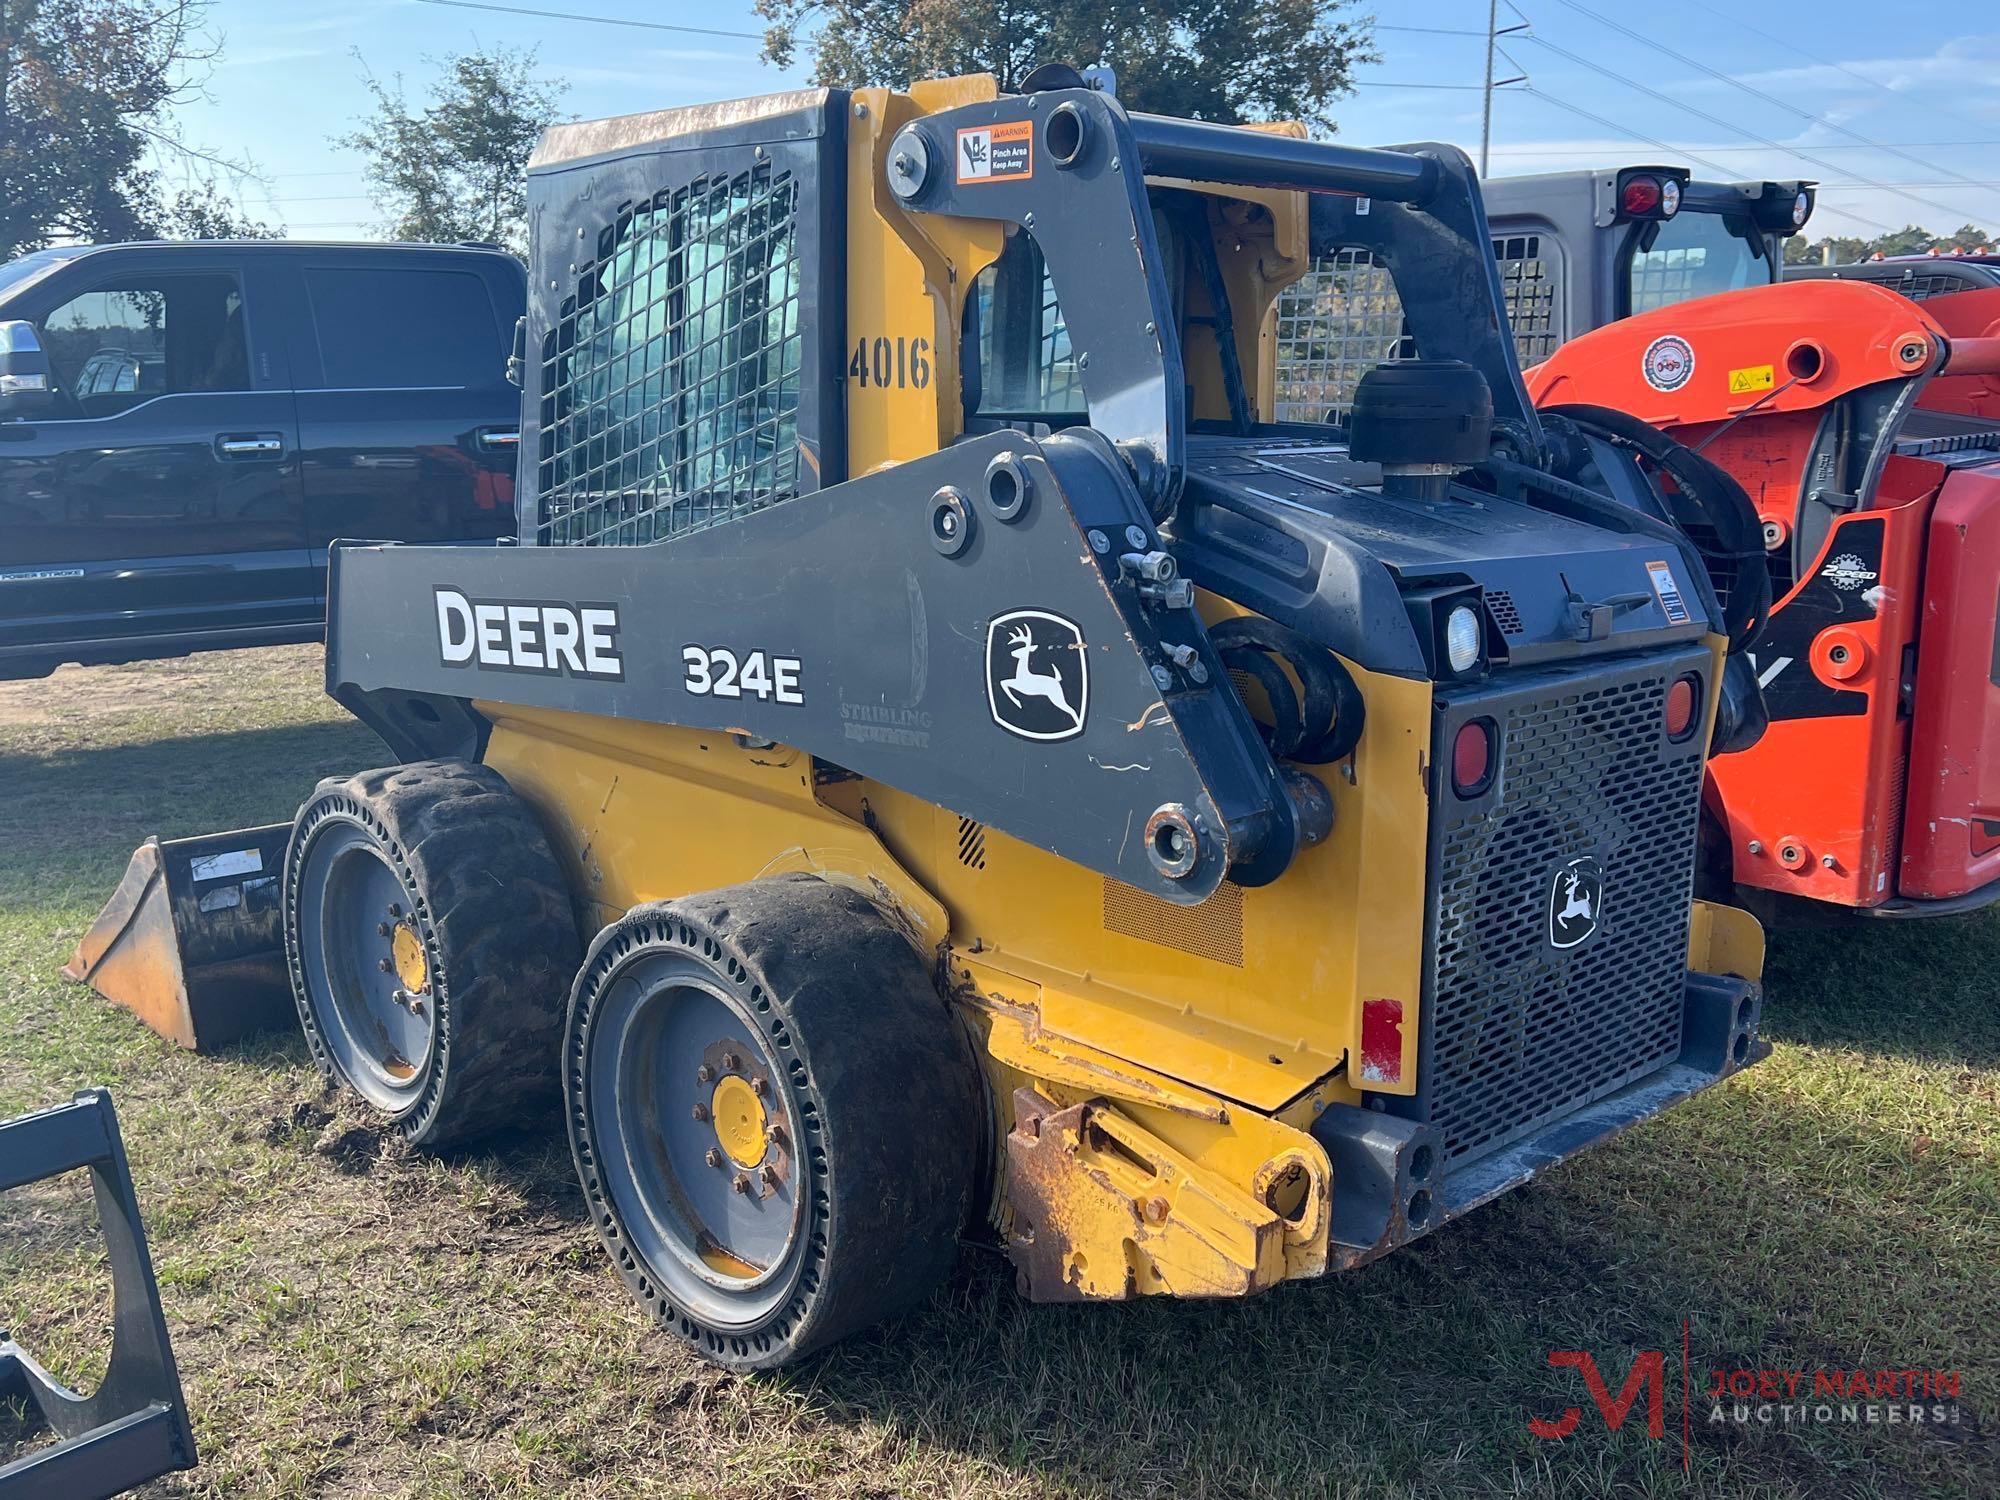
top-left (1480, 3), bottom-right (1529, 178)
top-left (1481, 0), bottom-right (1498, 177)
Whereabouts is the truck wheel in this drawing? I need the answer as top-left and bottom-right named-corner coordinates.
top-left (566, 875), bottom-right (982, 1371)
top-left (284, 760), bottom-right (580, 1148)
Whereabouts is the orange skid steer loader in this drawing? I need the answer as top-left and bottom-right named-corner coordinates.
top-left (1526, 277), bottom-right (2000, 918)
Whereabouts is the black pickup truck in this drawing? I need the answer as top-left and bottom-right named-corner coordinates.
top-left (0, 240), bottom-right (525, 679)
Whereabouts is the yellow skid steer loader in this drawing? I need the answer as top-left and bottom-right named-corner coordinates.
top-left (74, 69), bottom-right (1768, 1370)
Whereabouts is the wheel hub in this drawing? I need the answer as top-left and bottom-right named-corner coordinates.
top-left (389, 922), bottom-right (429, 995)
top-left (709, 1074), bottom-right (767, 1167)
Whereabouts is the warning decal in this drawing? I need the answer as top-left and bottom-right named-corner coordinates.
top-left (1728, 363), bottom-right (1776, 395)
top-left (957, 120), bottom-right (1033, 184)
top-left (1645, 558), bottom-right (1692, 625)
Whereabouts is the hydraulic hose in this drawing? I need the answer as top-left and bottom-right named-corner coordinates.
top-left (1541, 403), bottom-right (1772, 653)
top-left (1209, 615), bottom-right (1366, 764)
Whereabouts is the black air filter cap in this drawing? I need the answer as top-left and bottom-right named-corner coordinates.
top-left (1347, 359), bottom-right (1494, 469)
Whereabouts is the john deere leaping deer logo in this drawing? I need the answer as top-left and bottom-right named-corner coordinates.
top-left (1549, 855), bottom-right (1605, 950)
top-left (986, 609), bottom-right (1088, 741)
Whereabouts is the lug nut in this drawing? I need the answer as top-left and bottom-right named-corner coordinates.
top-left (750, 1077), bottom-right (767, 1097)
top-left (387, 903), bottom-right (402, 918)
top-left (377, 958), bottom-right (394, 973)
top-left (762, 1164), bottom-right (780, 1187)
top-left (705, 1148), bottom-right (722, 1168)
top-left (691, 1103), bottom-right (709, 1122)
top-left (696, 1064), bottom-right (714, 1084)
top-left (720, 1052), bottom-right (740, 1072)
top-left (377, 922), bottom-right (392, 937)
top-left (731, 1173), bottom-right (750, 1194)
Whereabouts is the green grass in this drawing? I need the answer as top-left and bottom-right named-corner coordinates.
top-left (2, 647), bottom-right (1996, 1498)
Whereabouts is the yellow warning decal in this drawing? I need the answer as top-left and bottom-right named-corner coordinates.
top-left (1728, 364), bottom-right (1776, 395)
top-left (957, 120), bottom-right (1033, 183)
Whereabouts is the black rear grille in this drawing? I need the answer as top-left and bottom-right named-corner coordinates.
top-left (1422, 652), bottom-right (1708, 1163)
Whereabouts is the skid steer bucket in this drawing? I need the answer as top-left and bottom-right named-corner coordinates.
top-left (0, 1089), bottom-right (197, 1498)
top-left (63, 825), bottom-right (296, 1052)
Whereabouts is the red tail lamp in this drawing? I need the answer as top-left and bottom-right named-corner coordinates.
top-left (1621, 175), bottom-right (1663, 216)
top-left (1452, 717), bottom-right (1495, 797)
top-left (1665, 674), bottom-right (1701, 742)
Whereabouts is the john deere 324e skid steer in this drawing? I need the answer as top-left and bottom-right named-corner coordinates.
top-left (227, 71), bottom-right (1772, 1368)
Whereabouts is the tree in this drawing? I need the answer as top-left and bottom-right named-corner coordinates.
top-left (157, 181), bottom-right (279, 239)
top-left (1784, 220), bottom-right (1998, 266)
top-left (338, 47), bottom-right (565, 255)
top-left (755, 0), bottom-right (1376, 129)
top-left (0, 0), bottom-right (241, 259)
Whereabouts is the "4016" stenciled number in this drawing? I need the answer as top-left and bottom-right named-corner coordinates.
top-left (848, 336), bottom-right (931, 389)
top-left (681, 645), bottom-right (805, 704)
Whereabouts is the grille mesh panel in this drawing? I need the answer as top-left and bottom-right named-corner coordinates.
top-left (534, 162), bottom-right (803, 546)
top-left (1879, 271), bottom-right (1973, 302)
top-left (1486, 588), bottom-right (1525, 636)
top-left (1102, 878), bottom-right (1245, 967)
top-left (1427, 666), bottom-right (1702, 1163)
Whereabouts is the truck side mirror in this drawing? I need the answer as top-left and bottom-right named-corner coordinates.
top-left (0, 320), bottom-right (55, 420)
top-left (505, 314), bottom-right (527, 389)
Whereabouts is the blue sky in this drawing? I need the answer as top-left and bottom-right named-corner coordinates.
top-left (175, 0), bottom-right (2000, 243)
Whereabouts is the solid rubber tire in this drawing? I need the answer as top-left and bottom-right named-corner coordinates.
top-left (283, 758), bottom-right (581, 1148)
top-left (565, 874), bottom-right (983, 1371)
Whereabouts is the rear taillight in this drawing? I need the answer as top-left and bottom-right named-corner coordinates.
top-left (1621, 176), bottom-right (1662, 216)
top-left (1452, 717), bottom-right (1495, 796)
top-left (1618, 172), bottom-right (1681, 220)
top-left (1666, 674), bottom-right (1701, 741)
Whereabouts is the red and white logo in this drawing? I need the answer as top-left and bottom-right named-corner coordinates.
top-left (1641, 334), bottom-right (1696, 393)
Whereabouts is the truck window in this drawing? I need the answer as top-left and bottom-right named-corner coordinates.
top-left (39, 275), bottom-right (247, 417)
top-left (1626, 211), bottom-right (1767, 315)
top-left (306, 266), bottom-right (503, 389)
top-left (969, 230), bottom-right (1086, 421)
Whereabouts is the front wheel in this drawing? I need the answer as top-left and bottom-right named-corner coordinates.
top-left (284, 760), bottom-right (580, 1148)
top-left (565, 875), bottom-right (982, 1370)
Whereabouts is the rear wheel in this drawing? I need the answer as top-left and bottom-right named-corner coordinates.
top-left (284, 760), bottom-right (580, 1148)
top-left (566, 875), bottom-right (981, 1370)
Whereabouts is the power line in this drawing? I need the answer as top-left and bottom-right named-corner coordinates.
top-left (1546, 0), bottom-right (2000, 206)
top-left (1488, 140), bottom-right (2000, 157)
top-left (1375, 25), bottom-right (1490, 37)
top-left (412, 0), bottom-right (760, 41)
top-left (1679, 0), bottom-right (2000, 143)
top-left (1513, 29), bottom-right (1977, 224)
top-left (1354, 80), bottom-right (1491, 91)
top-left (1812, 182), bottom-right (2000, 192)
top-left (1511, 81), bottom-right (1895, 234)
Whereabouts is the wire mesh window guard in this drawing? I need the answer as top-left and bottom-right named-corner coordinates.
top-left (1271, 238), bottom-right (1564, 422)
top-left (1493, 235), bottom-right (1561, 364)
top-left (535, 163), bottom-right (803, 546)
top-left (1271, 248), bottom-right (1413, 424)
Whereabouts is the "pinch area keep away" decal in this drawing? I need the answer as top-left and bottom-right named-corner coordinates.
top-left (957, 121), bottom-right (1032, 184)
